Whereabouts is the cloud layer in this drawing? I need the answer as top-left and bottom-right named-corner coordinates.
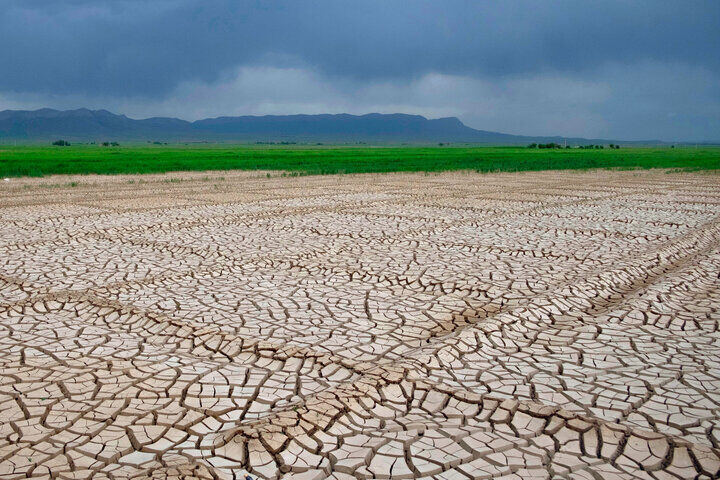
top-left (2, 1), bottom-right (719, 141)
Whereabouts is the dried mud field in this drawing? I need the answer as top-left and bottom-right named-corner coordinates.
top-left (1, 169), bottom-right (720, 480)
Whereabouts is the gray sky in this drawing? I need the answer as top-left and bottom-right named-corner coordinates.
top-left (2, 0), bottom-right (719, 141)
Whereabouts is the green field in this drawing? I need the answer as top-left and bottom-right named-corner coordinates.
top-left (0, 144), bottom-right (718, 178)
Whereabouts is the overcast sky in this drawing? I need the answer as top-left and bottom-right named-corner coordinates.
top-left (1, 1), bottom-right (719, 141)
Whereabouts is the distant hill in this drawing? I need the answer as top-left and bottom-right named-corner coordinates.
top-left (0, 108), bottom-right (662, 144)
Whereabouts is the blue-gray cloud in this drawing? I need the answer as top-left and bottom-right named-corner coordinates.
top-left (1, 0), bottom-right (719, 141)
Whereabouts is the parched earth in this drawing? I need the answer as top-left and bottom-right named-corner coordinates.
top-left (1, 169), bottom-right (719, 479)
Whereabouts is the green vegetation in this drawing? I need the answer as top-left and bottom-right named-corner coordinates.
top-left (0, 144), bottom-right (718, 178)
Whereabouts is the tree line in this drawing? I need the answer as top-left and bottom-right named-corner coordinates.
top-left (527, 143), bottom-right (621, 149)
top-left (51, 140), bottom-right (120, 146)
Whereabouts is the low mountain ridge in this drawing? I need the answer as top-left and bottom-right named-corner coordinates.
top-left (0, 108), bottom-right (659, 144)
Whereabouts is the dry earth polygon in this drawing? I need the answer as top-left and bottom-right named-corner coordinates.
top-left (1, 170), bottom-right (719, 479)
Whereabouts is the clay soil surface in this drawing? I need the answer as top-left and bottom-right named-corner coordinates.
top-left (1, 169), bottom-right (719, 479)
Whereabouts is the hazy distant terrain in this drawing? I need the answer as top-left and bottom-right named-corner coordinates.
top-left (0, 108), bottom-right (663, 144)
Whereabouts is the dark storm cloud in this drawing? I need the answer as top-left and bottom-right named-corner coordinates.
top-left (1, 0), bottom-right (719, 140)
top-left (3, 0), bottom-right (718, 96)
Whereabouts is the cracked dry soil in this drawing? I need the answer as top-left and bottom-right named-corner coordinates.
top-left (1, 169), bottom-right (720, 479)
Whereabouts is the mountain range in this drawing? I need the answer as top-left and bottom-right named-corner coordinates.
top-left (0, 108), bottom-right (660, 144)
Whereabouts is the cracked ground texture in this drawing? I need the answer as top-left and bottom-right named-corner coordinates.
top-left (1, 170), bottom-right (719, 480)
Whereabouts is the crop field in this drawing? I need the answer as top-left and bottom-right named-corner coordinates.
top-left (1, 169), bottom-right (719, 479)
top-left (1, 144), bottom-right (719, 177)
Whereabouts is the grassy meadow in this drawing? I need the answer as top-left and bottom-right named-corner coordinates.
top-left (0, 144), bottom-right (718, 178)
